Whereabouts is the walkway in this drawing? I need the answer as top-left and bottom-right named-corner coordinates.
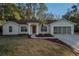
top-left (55, 34), bottom-right (79, 52)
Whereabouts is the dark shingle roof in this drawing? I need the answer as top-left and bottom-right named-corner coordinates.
top-left (10, 19), bottom-right (58, 24)
top-left (16, 19), bottom-right (39, 24)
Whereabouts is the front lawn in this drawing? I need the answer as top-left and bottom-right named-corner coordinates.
top-left (0, 35), bottom-right (76, 56)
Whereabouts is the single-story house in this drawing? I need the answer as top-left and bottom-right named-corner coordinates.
top-left (2, 19), bottom-right (76, 35)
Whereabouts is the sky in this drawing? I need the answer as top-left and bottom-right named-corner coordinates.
top-left (46, 3), bottom-right (73, 18)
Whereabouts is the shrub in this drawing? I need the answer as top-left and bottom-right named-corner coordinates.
top-left (36, 34), bottom-right (54, 37)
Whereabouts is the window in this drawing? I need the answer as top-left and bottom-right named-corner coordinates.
top-left (9, 26), bottom-right (12, 32)
top-left (21, 26), bottom-right (27, 32)
top-left (54, 27), bottom-right (59, 34)
top-left (41, 26), bottom-right (47, 32)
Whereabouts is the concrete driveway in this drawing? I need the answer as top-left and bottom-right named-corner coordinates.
top-left (54, 34), bottom-right (79, 51)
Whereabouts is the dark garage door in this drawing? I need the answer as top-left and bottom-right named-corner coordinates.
top-left (54, 26), bottom-right (71, 34)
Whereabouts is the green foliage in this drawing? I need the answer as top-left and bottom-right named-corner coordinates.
top-left (0, 3), bottom-right (54, 26)
top-left (17, 3), bottom-right (54, 26)
top-left (0, 3), bottom-right (23, 21)
top-left (63, 4), bottom-right (79, 32)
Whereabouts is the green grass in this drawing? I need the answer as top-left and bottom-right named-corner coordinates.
top-left (0, 35), bottom-right (76, 56)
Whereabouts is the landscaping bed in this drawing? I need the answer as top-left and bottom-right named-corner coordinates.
top-left (35, 34), bottom-right (54, 37)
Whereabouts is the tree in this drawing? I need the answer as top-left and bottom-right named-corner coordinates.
top-left (37, 3), bottom-right (48, 19)
top-left (36, 3), bottom-right (48, 26)
top-left (0, 3), bottom-right (23, 21)
top-left (63, 4), bottom-right (79, 22)
top-left (63, 4), bottom-right (79, 32)
top-left (0, 3), bottom-right (55, 27)
top-left (71, 4), bottom-right (77, 13)
top-left (17, 3), bottom-right (39, 19)
top-left (18, 3), bottom-right (48, 26)
top-left (46, 13), bottom-right (54, 20)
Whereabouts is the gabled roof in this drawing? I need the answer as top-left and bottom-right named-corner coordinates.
top-left (60, 18), bottom-right (77, 25)
top-left (15, 19), bottom-right (39, 24)
top-left (51, 18), bottom-right (77, 25)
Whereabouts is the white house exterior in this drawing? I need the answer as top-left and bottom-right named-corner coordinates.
top-left (2, 19), bottom-right (76, 35)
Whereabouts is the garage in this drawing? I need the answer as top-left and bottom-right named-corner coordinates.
top-left (53, 26), bottom-right (71, 34)
top-left (50, 19), bottom-right (76, 35)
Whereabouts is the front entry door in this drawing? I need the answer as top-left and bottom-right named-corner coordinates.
top-left (32, 25), bottom-right (36, 34)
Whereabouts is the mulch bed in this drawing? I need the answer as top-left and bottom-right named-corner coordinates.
top-left (35, 34), bottom-right (54, 37)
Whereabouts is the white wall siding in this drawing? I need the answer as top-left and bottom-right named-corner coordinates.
top-left (3, 22), bottom-right (19, 35)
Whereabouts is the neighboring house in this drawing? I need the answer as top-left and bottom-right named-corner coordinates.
top-left (2, 19), bottom-right (76, 35)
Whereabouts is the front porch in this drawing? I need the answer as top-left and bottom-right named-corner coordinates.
top-left (28, 23), bottom-right (39, 35)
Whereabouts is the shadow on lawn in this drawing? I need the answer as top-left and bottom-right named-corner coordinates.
top-left (0, 34), bottom-right (31, 38)
top-left (0, 45), bottom-right (14, 56)
top-left (45, 38), bottom-right (79, 56)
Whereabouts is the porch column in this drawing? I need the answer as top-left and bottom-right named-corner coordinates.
top-left (71, 26), bottom-right (74, 34)
top-left (50, 24), bottom-right (54, 35)
top-left (28, 24), bottom-right (31, 35)
top-left (36, 24), bottom-right (39, 35)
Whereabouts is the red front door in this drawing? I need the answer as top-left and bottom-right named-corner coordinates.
top-left (32, 25), bottom-right (36, 34)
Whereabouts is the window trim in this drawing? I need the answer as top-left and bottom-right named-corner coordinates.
top-left (41, 25), bottom-right (48, 32)
top-left (9, 26), bottom-right (12, 32)
top-left (21, 26), bottom-right (28, 32)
